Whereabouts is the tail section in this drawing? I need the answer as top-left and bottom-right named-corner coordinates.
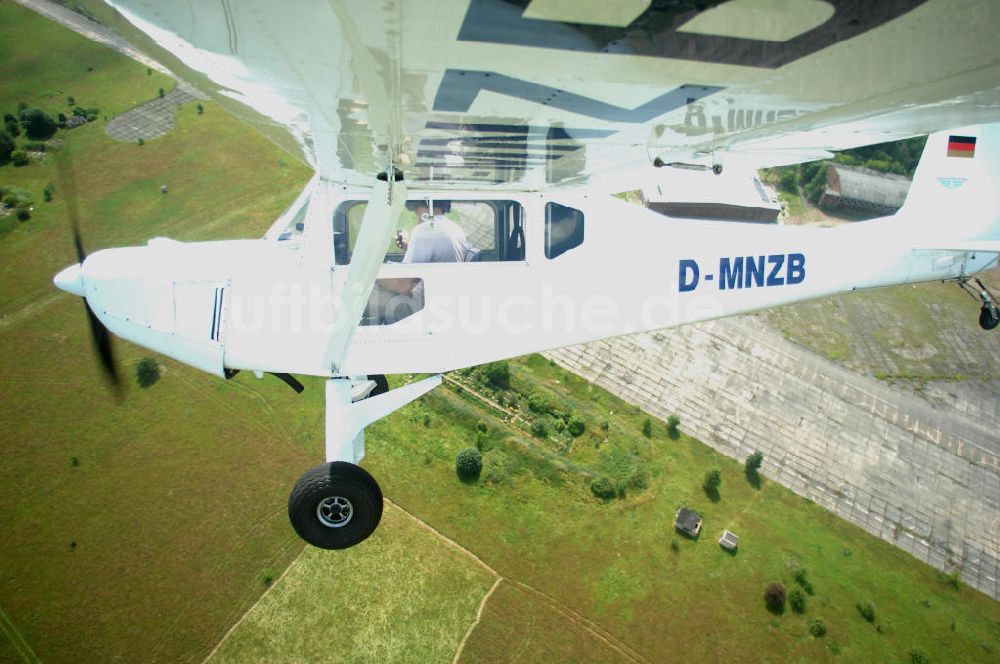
top-left (899, 123), bottom-right (1000, 248)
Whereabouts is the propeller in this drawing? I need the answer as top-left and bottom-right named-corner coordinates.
top-left (56, 159), bottom-right (122, 392)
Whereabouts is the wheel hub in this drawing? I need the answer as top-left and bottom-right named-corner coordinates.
top-left (316, 495), bottom-right (353, 528)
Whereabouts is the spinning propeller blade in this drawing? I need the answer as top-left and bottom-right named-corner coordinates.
top-left (56, 157), bottom-right (122, 392)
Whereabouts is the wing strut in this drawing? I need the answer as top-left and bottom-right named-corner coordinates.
top-left (323, 170), bottom-right (406, 374)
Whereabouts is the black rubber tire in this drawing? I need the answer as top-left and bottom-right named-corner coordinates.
top-left (979, 307), bottom-right (999, 330)
top-left (367, 374), bottom-right (389, 398)
top-left (288, 462), bottom-right (383, 550)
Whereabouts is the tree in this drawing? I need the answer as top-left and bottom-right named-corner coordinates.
top-left (455, 447), bottom-right (482, 481)
top-left (136, 357), bottom-right (160, 388)
top-left (527, 393), bottom-right (549, 414)
top-left (479, 360), bottom-right (509, 389)
top-left (764, 583), bottom-right (786, 614)
top-left (18, 108), bottom-right (57, 140)
top-left (745, 451), bottom-right (763, 473)
top-left (567, 416), bottom-right (585, 437)
top-left (857, 601), bottom-right (875, 623)
top-left (703, 469), bottom-right (721, 491)
top-left (789, 588), bottom-right (806, 613)
top-left (0, 129), bottom-right (13, 163)
top-left (666, 414), bottom-right (680, 438)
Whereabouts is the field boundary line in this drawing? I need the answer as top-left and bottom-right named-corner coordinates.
top-left (386, 498), bottom-right (500, 577)
top-left (451, 577), bottom-right (502, 664)
top-left (0, 605), bottom-right (40, 664)
top-left (202, 546), bottom-right (306, 664)
top-left (509, 580), bottom-right (651, 664)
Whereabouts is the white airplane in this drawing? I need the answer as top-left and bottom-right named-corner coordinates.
top-left (53, 0), bottom-right (1000, 549)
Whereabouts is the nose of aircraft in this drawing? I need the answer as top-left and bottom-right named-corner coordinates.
top-left (54, 262), bottom-right (85, 297)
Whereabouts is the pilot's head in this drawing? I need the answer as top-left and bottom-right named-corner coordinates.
top-left (406, 199), bottom-right (450, 218)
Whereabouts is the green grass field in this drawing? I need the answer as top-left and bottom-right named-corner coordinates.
top-left (2, 2), bottom-right (999, 663)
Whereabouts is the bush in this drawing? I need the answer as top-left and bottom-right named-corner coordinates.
top-left (703, 469), bottom-right (721, 492)
top-left (455, 448), bottom-right (482, 481)
top-left (670, 538), bottom-right (680, 552)
top-left (809, 619), bottom-right (826, 637)
top-left (667, 414), bottom-right (681, 438)
top-left (794, 568), bottom-right (814, 595)
top-left (590, 476), bottom-right (615, 501)
top-left (4, 113), bottom-right (20, 137)
top-left (0, 130), bottom-right (13, 162)
top-left (530, 418), bottom-right (549, 438)
top-left (136, 357), bottom-right (160, 388)
top-left (857, 601), bottom-right (875, 623)
top-left (158, 87), bottom-right (165, 98)
top-left (196, 103), bottom-right (204, 114)
top-left (11, 150), bottom-right (28, 166)
top-left (910, 650), bottom-right (929, 664)
top-left (745, 451), bottom-right (763, 473)
top-left (16, 207), bottom-right (30, 221)
top-left (476, 420), bottom-right (488, 433)
top-left (641, 417), bottom-right (652, 438)
top-left (527, 393), bottom-right (549, 414)
top-left (43, 183), bottom-right (53, 202)
top-left (627, 467), bottom-right (648, 491)
top-left (567, 416), bottom-right (585, 437)
top-left (789, 588), bottom-right (806, 613)
top-left (18, 108), bottom-right (57, 140)
top-left (422, 413), bottom-right (431, 427)
top-left (764, 583), bottom-right (786, 614)
top-left (480, 360), bottom-right (509, 389)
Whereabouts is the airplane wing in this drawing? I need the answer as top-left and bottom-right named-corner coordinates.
top-left (83, 0), bottom-right (1000, 191)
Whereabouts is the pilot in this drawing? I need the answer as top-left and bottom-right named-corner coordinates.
top-left (398, 200), bottom-right (477, 263)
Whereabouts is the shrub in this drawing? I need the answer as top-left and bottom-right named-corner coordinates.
top-left (527, 393), bottom-right (549, 414)
top-left (0, 130), bottom-right (13, 162)
top-left (4, 113), bottom-right (19, 137)
top-left (422, 413), bottom-right (431, 427)
top-left (670, 538), bottom-right (680, 552)
top-left (476, 420), bottom-right (488, 433)
top-left (567, 416), bottom-right (585, 437)
top-left (809, 619), bottom-right (826, 637)
top-left (590, 476), bottom-right (615, 500)
top-left (136, 357), bottom-right (160, 388)
top-left (455, 448), bottom-right (482, 481)
top-left (196, 102), bottom-right (204, 114)
top-left (18, 108), bottom-right (57, 140)
top-left (136, 137), bottom-right (144, 146)
top-left (667, 414), bottom-right (681, 438)
top-left (11, 150), bottom-right (28, 166)
top-left (945, 570), bottom-right (961, 590)
top-left (789, 588), bottom-right (806, 613)
top-left (703, 469), bottom-right (721, 492)
top-left (857, 601), bottom-right (875, 623)
top-left (530, 418), bottom-right (549, 438)
top-left (642, 417), bottom-right (652, 438)
top-left (627, 467), bottom-right (648, 491)
top-left (480, 360), bottom-right (509, 389)
top-left (910, 650), bottom-right (929, 664)
top-left (16, 207), bottom-right (30, 221)
top-left (764, 583), bottom-right (786, 614)
top-left (43, 183), bottom-right (53, 202)
top-left (745, 450), bottom-right (763, 473)
top-left (794, 568), bottom-right (814, 595)
top-left (67, 96), bottom-right (75, 106)
top-left (57, 112), bottom-right (67, 125)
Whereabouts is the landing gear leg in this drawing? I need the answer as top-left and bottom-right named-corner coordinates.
top-left (957, 277), bottom-right (999, 330)
top-left (287, 374), bottom-right (442, 550)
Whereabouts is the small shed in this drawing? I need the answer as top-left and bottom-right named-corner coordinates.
top-left (674, 507), bottom-right (703, 537)
top-left (719, 530), bottom-right (740, 551)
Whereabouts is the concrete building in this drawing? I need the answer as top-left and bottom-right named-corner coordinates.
top-left (819, 163), bottom-right (911, 215)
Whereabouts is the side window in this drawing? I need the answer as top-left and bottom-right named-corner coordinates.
top-left (545, 202), bottom-right (584, 259)
top-left (334, 199), bottom-right (524, 264)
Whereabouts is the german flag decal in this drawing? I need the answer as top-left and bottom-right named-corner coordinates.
top-left (947, 135), bottom-right (977, 158)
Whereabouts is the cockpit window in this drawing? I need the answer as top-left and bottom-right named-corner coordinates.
top-left (333, 199), bottom-right (524, 264)
top-left (545, 202), bottom-right (584, 259)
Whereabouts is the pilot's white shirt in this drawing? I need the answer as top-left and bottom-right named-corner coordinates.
top-left (402, 215), bottom-right (474, 263)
